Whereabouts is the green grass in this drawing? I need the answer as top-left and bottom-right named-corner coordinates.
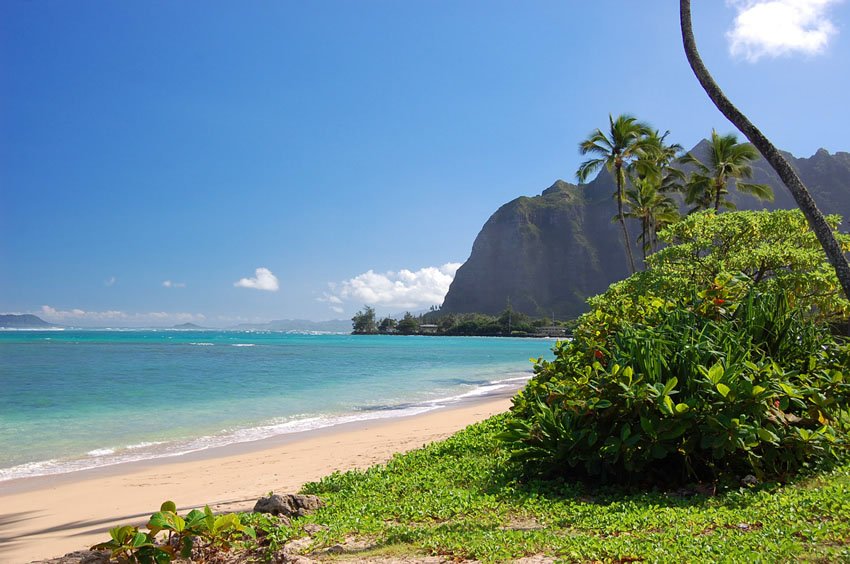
top-left (252, 414), bottom-right (850, 562)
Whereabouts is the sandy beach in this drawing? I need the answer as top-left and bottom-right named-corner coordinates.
top-left (0, 394), bottom-right (513, 564)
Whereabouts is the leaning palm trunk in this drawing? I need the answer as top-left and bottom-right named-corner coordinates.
top-left (679, 0), bottom-right (850, 302)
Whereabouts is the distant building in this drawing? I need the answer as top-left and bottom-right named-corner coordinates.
top-left (533, 326), bottom-right (568, 338)
top-left (419, 324), bottom-right (439, 334)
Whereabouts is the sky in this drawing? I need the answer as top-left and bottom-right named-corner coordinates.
top-left (2, 0), bottom-right (849, 327)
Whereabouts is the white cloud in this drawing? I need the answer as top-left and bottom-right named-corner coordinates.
top-left (234, 267), bottom-right (279, 292)
top-left (105, 276), bottom-right (116, 287)
top-left (162, 280), bottom-right (187, 288)
top-left (325, 263), bottom-right (462, 311)
top-left (39, 305), bottom-right (206, 326)
top-left (727, 0), bottom-right (842, 62)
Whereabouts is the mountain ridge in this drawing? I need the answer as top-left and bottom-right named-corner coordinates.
top-left (441, 144), bottom-right (850, 319)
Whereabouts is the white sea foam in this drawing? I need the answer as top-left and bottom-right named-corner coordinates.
top-left (125, 441), bottom-right (166, 450)
top-left (231, 343), bottom-right (255, 347)
top-left (188, 342), bottom-right (215, 346)
top-left (86, 448), bottom-right (116, 456)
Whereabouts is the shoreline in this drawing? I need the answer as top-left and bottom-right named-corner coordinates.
top-left (0, 388), bottom-right (519, 564)
top-left (0, 373), bottom-right (530, 486)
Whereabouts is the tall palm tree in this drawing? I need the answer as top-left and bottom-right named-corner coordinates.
top-left (680, 0), bottom-right (850, 301)
top-left (635, 129), bottom-right (686, 194)
top-left (680, 130), bottom-right (773, 212)
top-left (624, 176), bottom-right (680, 260)
top-left (577, 114), bottom-right (653, 274)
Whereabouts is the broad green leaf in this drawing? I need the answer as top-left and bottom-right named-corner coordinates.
top-left (675, 403), bottom-right (690, 414)
top-left (779, 383), bottom-right (800, 398)
top-left (160, 500), bottom-right (177, 513)
top-left (663, 395), bottom-right (674, 414)
top-left (131, 532), bottom-right (149, 547)
top-left (708, 363), bottom-right (724, 385)
top-left (757, 428), bottom-right (779, 443)
top-left (716, 383), bottom-right (730, 398)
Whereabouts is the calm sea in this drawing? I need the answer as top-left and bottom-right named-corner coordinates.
top-left (0, 330), bottom-right (553, 481)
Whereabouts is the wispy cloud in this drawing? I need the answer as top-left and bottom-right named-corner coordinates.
top-left (727, 0), bottom-right (842, 62)
top-left (324, 263), bottom-right (461, 311)
top-left (234, 267), bottom-right (279, 292)
top-left (104, 276), bottom-right (116, 287)
top-left (39, 305), bottom-right (206, 326)
top-left (162, 280), bottom-right (187, 288)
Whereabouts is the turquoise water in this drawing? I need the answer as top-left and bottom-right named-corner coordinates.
top-left (0, 330), bottom-right (553, 481)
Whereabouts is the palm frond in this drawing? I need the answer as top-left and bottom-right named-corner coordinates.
top-left (576, 158), bottom-right (606, 183)
top-left (737, 182), bottom-right (774, 201)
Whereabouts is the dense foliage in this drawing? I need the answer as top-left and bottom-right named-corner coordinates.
top-left (353, 307), bottom-right (573, 337)
top-left (503, 210), bottom-right (850, 483)
top-left (579, 209), bottom-right (850, 352)
top-left (351, 306), bottom-right (378, 334)
top-left (505, 291), bottom-right (850, 482)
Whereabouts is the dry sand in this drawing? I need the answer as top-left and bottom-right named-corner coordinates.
top-left (0, 395), bottom-right (513, 564)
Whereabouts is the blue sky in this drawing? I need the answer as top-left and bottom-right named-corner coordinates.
top-left (2, 1), bottom-right (849, 326)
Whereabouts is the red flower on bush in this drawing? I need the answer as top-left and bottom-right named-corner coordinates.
top-left (594, 349), bottom-right (604, 360)
top-left (713, 298), bottom-right (725, 305)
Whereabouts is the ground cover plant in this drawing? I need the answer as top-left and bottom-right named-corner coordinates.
top-left (92, 501), bottom-right (256, 563)
top-left (247, 415), bottom-right (850, 562)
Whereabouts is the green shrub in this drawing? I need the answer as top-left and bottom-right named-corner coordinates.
top-left (502, 289), bottom-right (850, 483)
top-left (574, 210), bottom-right (850, 354)
top-left (92, 501), bottom-right (256, 563)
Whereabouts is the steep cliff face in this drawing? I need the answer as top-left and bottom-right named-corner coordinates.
top-left (441, 176), bottom-right (631, 319)
top-left (441, 146), bottom-right (850, 318)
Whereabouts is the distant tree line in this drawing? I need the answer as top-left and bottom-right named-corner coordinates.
top-left (351, 305), bottom-right (575, 337)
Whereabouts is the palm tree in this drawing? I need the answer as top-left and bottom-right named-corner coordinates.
top-left (635, 129), bottom-right (686, 194)
top-left (680, 130), bottom-right (773, 212)
top-left (624, 176), bottom-right (680, 260)
top-left (680, 0), bottom-right (850, 301)
top-left (577, 115), bottom-right (653, 274)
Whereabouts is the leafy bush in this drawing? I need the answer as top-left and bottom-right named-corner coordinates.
top-left (503, 288), bottom-right (850, 483)
top-left (503, 211), bottom-right (850, 483)
top-left (92, 501), bottom-right (256, 563)
top-left (574, 210), bottom-right (850, 354)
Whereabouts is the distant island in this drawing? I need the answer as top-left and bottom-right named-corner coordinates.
top-left (172, 322), bottom-right (207, 330)
top-left (0, 314), bottom-right (54, 329)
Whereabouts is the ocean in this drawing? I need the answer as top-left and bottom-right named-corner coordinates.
top-left (0, 330), bottom-right (554, 482)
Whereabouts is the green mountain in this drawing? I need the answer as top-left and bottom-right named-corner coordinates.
top-left (441, 145), bottom-right (850, 319)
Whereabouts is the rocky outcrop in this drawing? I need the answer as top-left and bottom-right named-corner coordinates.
top-left (441, 145), bottom-right (850, 319)
top-left (253, 493), bottom-right (324, 518)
